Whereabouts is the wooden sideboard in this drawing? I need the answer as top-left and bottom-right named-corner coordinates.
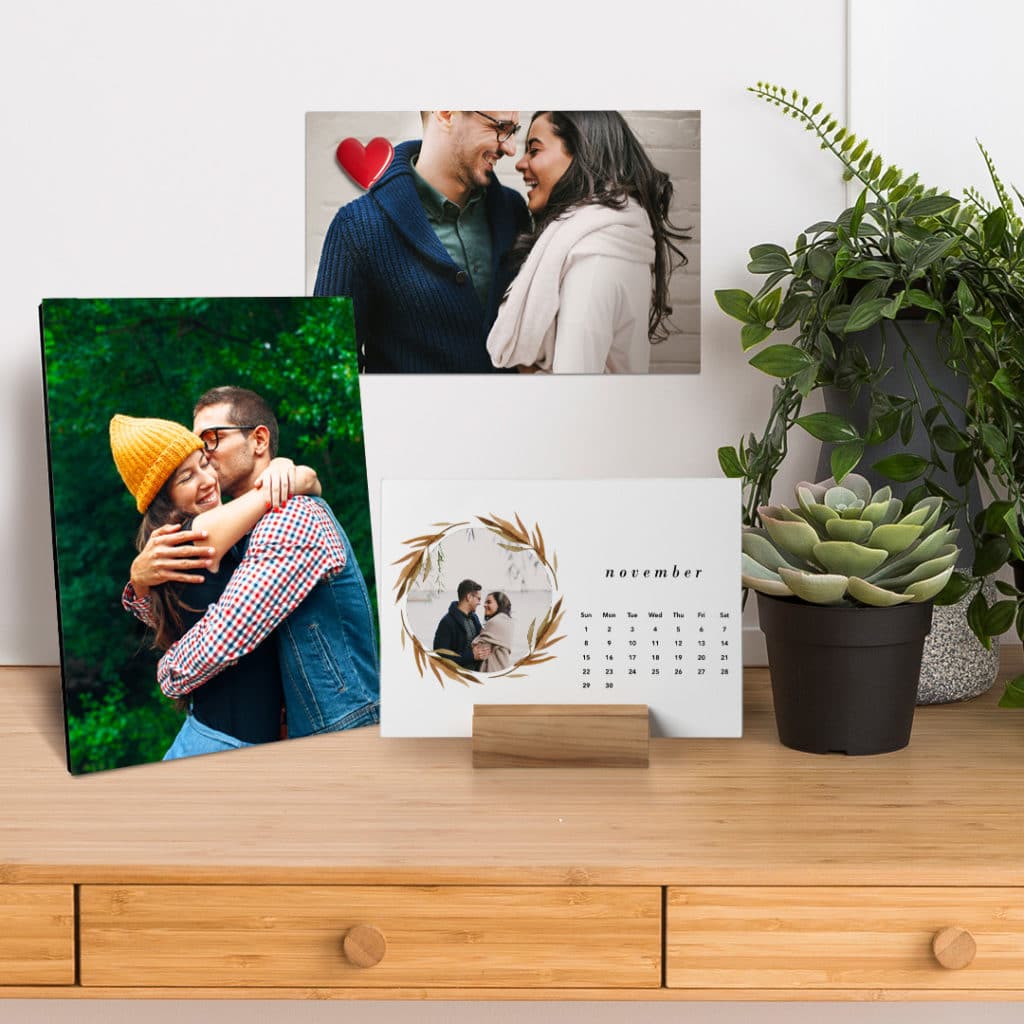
top-left (3, 651), bottom-right (1024, 1001)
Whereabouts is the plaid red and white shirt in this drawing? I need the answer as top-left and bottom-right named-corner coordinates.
top-left (122, 581), bottom-right (156, 627)
top-left (125, 497), bottom-right (346, 698)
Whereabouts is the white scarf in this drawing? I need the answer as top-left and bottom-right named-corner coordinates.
top-left (487, 198), bottom-right (655, 371)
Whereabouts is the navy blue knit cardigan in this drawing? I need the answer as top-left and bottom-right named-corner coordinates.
top-left (313, 140), bottom-right (530, 373)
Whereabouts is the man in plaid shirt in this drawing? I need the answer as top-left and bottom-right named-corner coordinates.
top-left (124, 386), bottom-right (379, 736)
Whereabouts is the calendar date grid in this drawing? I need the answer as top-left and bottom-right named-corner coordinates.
top-left (576, 608), bottom-right (734, 690)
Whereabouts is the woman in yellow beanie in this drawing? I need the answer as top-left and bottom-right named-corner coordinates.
top-left (109, 414), bottom-right (320, 759)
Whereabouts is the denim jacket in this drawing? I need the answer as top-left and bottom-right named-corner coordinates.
top-left (275, 498), bottom-right (380, 736)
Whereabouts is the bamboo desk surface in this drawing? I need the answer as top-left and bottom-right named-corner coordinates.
top-left (2, 652), bottom-right (1022, 887)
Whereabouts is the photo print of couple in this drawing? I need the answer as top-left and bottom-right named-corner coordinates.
top-left (400, 521), bottom-right (557, 680)
top-left (306, 110), bottom-right (701, 375)
top-left (42, 297), bottom-right (379, 774)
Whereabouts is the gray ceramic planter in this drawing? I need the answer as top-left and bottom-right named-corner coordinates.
top-left (814, 319), bottom-right (998, 704)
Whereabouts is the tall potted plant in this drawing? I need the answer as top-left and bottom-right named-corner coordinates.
top-left (717, 82), bottom-right (1024, 704)
top-left (744, 474), bottom-right (959, 754)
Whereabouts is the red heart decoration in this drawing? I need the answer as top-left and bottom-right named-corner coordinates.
top-left (336, 137), bottom-right (394, 190)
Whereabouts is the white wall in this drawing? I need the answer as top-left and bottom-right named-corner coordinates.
top-left (849, 0), bottom-right (1024, 204)
top-left (5, 0), bottom-right (1023, 1020)
top-left (2, 0), bottom-right (846, 669)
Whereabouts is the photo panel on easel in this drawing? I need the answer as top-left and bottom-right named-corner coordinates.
top-left (41, 297), bottom-right (379, 773)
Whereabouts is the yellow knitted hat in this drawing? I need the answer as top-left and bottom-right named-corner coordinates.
top-left (109, 414), bottom-right (205, 513)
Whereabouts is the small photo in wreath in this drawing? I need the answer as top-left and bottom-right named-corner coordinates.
top-left (402, 522), bottom-right (557, 678)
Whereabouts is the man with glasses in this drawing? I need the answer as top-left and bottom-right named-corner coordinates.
top-left (123, 385), bottom-right (379, 738)
top-left (314, 110), bottom-right (530, 373)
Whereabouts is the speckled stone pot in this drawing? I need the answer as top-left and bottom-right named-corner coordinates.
top-left (916, 579), bottom-right (1000, 705)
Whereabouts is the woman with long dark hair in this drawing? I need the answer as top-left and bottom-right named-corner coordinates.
top-left (487, 110), bottom-right (689, 374)
top-left (471, 591), bottom-right (514, 673)
top-left (109, 414), bottom-right (320, 759)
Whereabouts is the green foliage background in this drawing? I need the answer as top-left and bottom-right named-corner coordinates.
top-left (42, 297), bottom-right (372, 774)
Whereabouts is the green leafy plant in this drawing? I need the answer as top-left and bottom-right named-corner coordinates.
top-left (743, 474), bottom-right (960, 606)
top-left (716, 82), bottom-right (1024, 698)
top-left (67, 682), bottom-right (184, 774)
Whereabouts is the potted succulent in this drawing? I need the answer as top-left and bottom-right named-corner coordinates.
top-left (744, 474), bottom-right (960, 754)
top-left (717, 82), bottom-right (1024, 705)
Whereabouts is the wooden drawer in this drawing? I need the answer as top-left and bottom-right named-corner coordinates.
top-left (80, 884), bottom-right (661, 988)
top-left (667, 887), bottom-right (1024, 990)
top-left (0, 885), bottom-right (75, 986)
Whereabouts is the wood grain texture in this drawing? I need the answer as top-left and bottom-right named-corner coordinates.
top-left (79, 885), bottom-right (661, 988)
top-left (343, 924), bottom-right (387, 968)
top-left (14, 983), bottom-right (1024, 999)
top-left (3, 649), bottom-right (1021, 887)
top-left (472, 704), bottom-right (649, 767)
top-left (13, 984), bottom-right (1024, 1001)
top-left (6, 653), bottom-right (1024, 1001)
top-left (932, 925), bottom-right (977, 969)
top-left (0, 885), bottom-right (74, 985)
top-left (667, 886), bottom-right (1024, 990)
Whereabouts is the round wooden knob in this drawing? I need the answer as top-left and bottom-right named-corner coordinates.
top-left (932, 925), bottom-right (976, 969)
top-left (343, 924), bottom-right (387, 968)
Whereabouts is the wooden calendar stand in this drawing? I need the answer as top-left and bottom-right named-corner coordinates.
top-left (472, 704), bottom-right (650, 768)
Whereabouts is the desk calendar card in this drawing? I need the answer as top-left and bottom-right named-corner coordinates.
top-left (380, 478), bottom-right (742, 737)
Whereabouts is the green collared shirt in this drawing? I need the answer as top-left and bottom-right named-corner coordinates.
top-left (412, 161), bottom-right (493, 308)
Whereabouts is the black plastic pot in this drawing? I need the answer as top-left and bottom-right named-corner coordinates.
top-left (757, 593), bottom-right (934, 756)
